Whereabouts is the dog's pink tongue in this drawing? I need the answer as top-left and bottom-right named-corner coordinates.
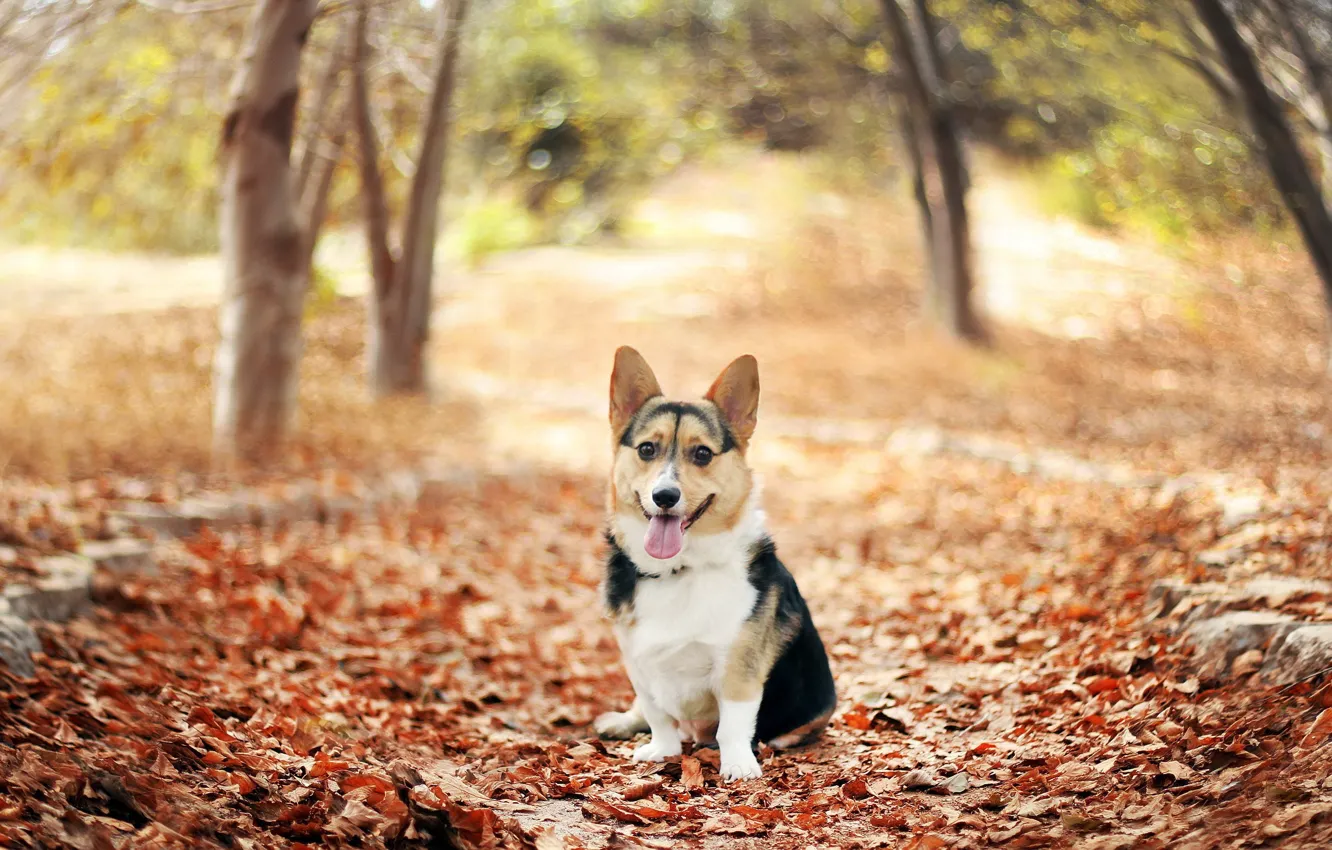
top-left (644, 514), bottom-right (684, 560)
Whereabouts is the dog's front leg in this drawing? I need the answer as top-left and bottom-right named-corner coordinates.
top-left (716, 696), bottom-right (762, 780)
top-left (717, 635), bottom-right (768, 781)
top-left (629, 689), bottom-right (682, 762)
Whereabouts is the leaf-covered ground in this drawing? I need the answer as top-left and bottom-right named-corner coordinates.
top-left (3, 157), bottom-right (1332, 847)
top-left (5, 452), bottom-right (1332, 849)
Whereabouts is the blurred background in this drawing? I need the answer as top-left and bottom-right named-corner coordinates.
top-left (0, 0), bottom-right (1329, 483)
top-left (7, 8), bottom-right (1332, 843)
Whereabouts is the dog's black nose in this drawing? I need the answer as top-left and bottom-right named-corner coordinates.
top-left (652, 487), bottom-right (681, 509)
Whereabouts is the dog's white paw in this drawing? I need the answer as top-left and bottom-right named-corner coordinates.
top-left (594, 709), bottom-right (647, 740)
top-left (632, 737), bottom-right (682, 763)
top-left (720, 750), bottom-right (762, 782)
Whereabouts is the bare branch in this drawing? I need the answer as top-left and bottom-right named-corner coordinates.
top-left (295, 17), bottom-right (353, 198)
top-left (134, 0), bottom-right (251, 14)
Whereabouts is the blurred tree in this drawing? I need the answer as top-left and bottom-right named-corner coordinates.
top-left (881, 0), bottom-right (985, 343)
top-left (295, 16), bottom-right (351, 265)
top-left (944, 0), bottom-right (1280, 237)
top-left (212, 0), bottom-right (319, 463)
top-left (1190, 0), bottom-right (1332, 367)
top-left (0, 0), bottom-right (107, 108)
top-left (355, 0), bottom-right (470, 396)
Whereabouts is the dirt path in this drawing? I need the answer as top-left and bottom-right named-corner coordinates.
top-left (0, 153), bottom-right (1181, 334)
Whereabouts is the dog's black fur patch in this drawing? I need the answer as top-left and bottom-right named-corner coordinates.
top-left (746, 537), bottom-right (837, 744)
top-left (604, 532), bottom-right (639, 614)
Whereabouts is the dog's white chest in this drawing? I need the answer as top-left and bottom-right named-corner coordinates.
top-left (617, 566), bottom-right (758, 720)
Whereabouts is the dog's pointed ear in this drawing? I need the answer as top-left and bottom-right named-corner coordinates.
top-left (610, 346), bottom-right (662, 437)
top-left (706, 354), bottom-right (759, 450)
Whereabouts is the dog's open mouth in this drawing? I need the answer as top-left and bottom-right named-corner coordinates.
top-left (642, 494), bottom-right (714, 560)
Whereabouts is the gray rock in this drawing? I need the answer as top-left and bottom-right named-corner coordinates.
top-left (1220, 493), bottom-right (1265, 529)
top-left (0, 614), bottom-right (38, 677)
top-left (1197, 547), bottom-right (1244, 568)
top-left (111, 497), bottom-right (240, 538)
top-left (1147, 580), bottom-right (1226, 619)
top-left (1184, 611), bottom-right (1299, 677)
top-left (1263, 625), bottom-right (1332, 685)
top-left (3, 554), bottom-right (94, 622)
top-left (1241, 576), bottom-right (1332, 608)
top-left (1149, 575), bottom-right (1331, 624)
top-left (80, 538), bottom-right (156, 576)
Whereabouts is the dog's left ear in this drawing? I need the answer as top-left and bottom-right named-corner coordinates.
top-left (706, 355), bottom-right (759, 451)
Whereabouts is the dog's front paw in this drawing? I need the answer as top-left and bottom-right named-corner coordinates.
top-left (632, 737), bottom-right (683, 763)
top-left (720, 749), bottom-right (762, 781)
top-left (594, 708), bottom-right (648, 740)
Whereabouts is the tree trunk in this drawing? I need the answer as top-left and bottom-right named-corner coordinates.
top-left (1266, 0), bottom-right (1332, 197)
top-left (300, 105), bottom-right (346, 268)
top-left (367, 0), bottom-right (470, 396)
top-left (352, 0), bottom-right (395, 301)
top-left (213, 0), bottom-right (318, 464)
top-left (294, 19), bottom-right (351, 203)
top-left (898, 103), bottom-right (935, 311)
top-left (1193, 0), bottom-right (1332, 369)
top-left (880, 0), bottom-right (985, 343)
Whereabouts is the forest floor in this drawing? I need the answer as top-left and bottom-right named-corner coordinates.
top-left (3, 153), bottom-right (1332, 848)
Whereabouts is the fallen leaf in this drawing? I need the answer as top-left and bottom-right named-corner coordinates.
top-left (1261, 802), bottom-right (1332, 837)
top-left (1231, 648), bottom-right (1264, 677)
top-left (680, 755), bottom-right (704, 791)
top-left (842, 778), bottom-right (870, 799)
top-left (581, 799), bottom-right (647, 825)
top-left (701, 813), bottom-right (752, 835)
top-left (878, 706), bottom-right (914, 733)
top-left (326, 799), bottom-right (386, 837)
top-left (901, 768), bottom-right (937, 789)
top-left (623, 777), bottom-right (667, 801)
top-left (1301, 708), bottom-right (1332, 748)
top-left (1086, 677), bottom-right (1121, 696)
top-left (1158, 761), bottom-right (1197, 783)
top-left (1060, 810), bottom-right (1108, 832)
top-left (843, 705), bottom-right (872, 731)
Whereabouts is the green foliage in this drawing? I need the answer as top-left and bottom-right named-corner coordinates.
top-left (942, 0), bottom-right (1285, 237)
top-left (0, 0), bottom-right (1309, 257)
top-left (446, 194), bottom-right (540, 267)
top-left (306, 263), bottom-right (342, 316)
top-left (452, 3), bottom-right (722, 243)
top-left (0, 6), bottom-right (244, 254)
top-left (1031, 164), bottom-right (1111, 229)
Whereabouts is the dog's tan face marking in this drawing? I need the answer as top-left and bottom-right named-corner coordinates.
top-left (607, 348), bottom-right (760, 549)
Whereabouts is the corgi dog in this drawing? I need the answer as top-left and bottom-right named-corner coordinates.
top-left (593, 347), bottom-right (836, 781)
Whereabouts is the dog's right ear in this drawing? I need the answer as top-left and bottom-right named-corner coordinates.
top-left (610, 346), bottom-right (662, 437)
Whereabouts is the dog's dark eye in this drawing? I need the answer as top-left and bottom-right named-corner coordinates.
top-left (637, 442), bottom-right (657, 461)
top-left (692, 446), bottom-right (713, 467)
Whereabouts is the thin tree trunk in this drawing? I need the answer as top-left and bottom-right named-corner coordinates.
top-left (1193, 0), bottom-right (1332, 369)
top-left (213, 0), bottom-right (318, 464)
top-left (295, 19), bottom-right (351, 202)
top-left (897, 102), bottom-right (937, 315)
top-left (910, 0), bottom-right (971, 196)
top-left (1266, 0), bottom-right (1332, 196)
top-left (352, 0), bottom-right (395, 300)
top-left (300, 105), bottom-right (346, 268)
top-left (880, 0), bottom-right (985, 343)
top-left (368, 0), bottom-right (470, 396)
